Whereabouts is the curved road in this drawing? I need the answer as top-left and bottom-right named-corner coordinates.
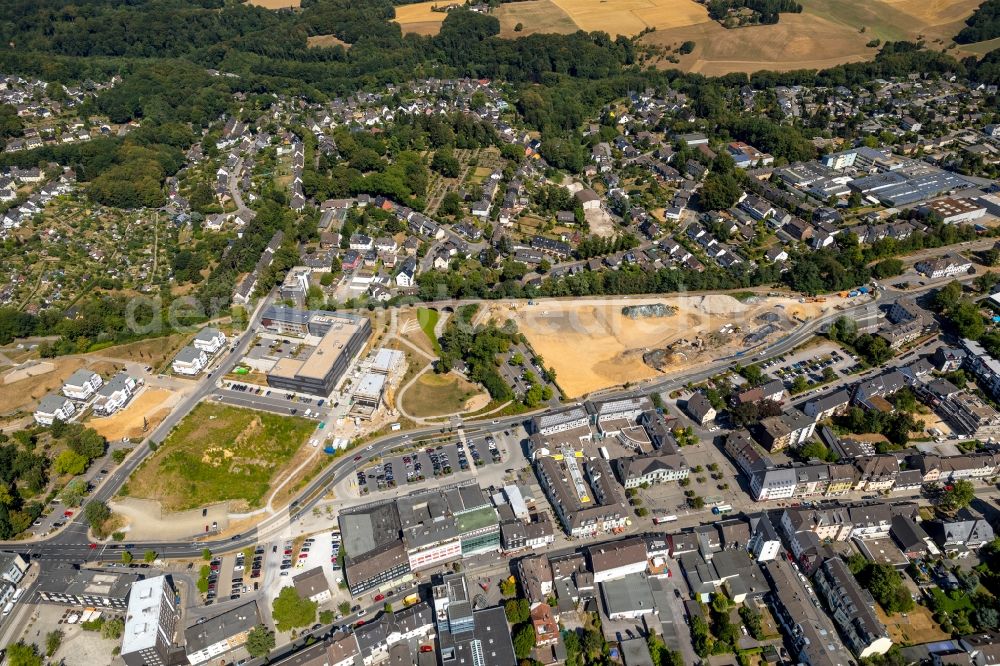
top-left (7, 278), bottom-right (951, 563)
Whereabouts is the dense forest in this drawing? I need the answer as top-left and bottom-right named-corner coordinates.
top-left (956, 0), bottom-right (1000, 43)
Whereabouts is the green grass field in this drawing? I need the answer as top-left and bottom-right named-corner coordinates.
top-left (401, 372), bottom-right (483, 417)
top-left (121, 403), bottom-right (314, 511)
top-left (417, 307), bottom-right (441, 355)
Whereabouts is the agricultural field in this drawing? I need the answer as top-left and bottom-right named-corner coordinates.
top-left (400, 372), bottom-right (488, 417)
top-left (392, 0), bottom-right (984, 75)
top-left (120, 403), bottom-right (314, 512)
top-left (497, 294), bottom-right (838, 398)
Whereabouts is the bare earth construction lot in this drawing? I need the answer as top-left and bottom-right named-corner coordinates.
top-left (393, 0), bottom-right (986, 75)
top-left (497, 295), bottom-right (837, 398)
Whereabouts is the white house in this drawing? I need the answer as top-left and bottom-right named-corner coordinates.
top-left (172, 346), bottom-right (208, 376)
top-left (93, 373), bottom-right (138, 416)
top-left (193, 327), bottom-right (226, 355)
top-left (62, 369), bottom-right (103, 401)
top-left (34, 393), bottom-right (76, 425)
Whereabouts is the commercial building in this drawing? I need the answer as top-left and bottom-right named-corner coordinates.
top-left (601, 573), bottom-right (656, 620)
top-left (62, 369), bottom-right (103, 400)
top-left (121, 576), bottom-right (177, 666)
top-left (265, 308), bottom-right (372, 396)
top-left (614, 450), bottom-right (689, 488)
top-left (915, 253), bottom-right (973, 279)
top-left (588, 537), bottom-right (648, 583)
top-left (398, 485), bottom-right (500, 572)
top-left (517, 555), bottom-right (553, 604)
top-left (919, 197), bottom-right (987, 225)
top-left (184, 601), bottom-right (261, 665)
top-left (340, 502), bottom-right (411, 596)
top-left (36, 564), bottom-right (139, 609)
top-left (529, 406), bottom-right (593, 456)
top-left (535, 455), bottom-right (628, 537)
top-left (434, 574), bottom-right (517, 666)
top-left (353, 603), bottom-right (434, 666)
top-left (813, 557), bottom-right (893, 659)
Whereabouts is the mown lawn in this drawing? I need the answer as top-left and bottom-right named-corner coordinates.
top-left (417, 308), bottom-right (441, 355)
top-left (121, 403), bottom-right (313, 511)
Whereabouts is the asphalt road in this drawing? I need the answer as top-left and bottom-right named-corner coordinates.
top-left (1, 277), bottom-right (967, 563)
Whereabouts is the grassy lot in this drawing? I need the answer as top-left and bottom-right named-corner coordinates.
top-left (401, 372), bottom-right (485, 417)
top-left (120, 403), bottom-right (314, 512)
top-left (417, 308), bottom-right (441, 355)
top-left (95, 333), bottom-right (190, 372)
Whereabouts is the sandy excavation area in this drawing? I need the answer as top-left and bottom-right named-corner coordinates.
top-left (87, 388), bottom-right (177, 441)
top-left (496, 294), bottom-right (839, 398)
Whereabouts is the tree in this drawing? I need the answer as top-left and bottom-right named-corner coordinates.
top-left (939, 479), bottom-right (976, 513)
top-left (505, 598), bottom-right (530, 624)
top-left (679, 40), bottom-right (696, 54)
top-left (101, 618), bottom-right (125, 640)
top-left (338, 601), bottom-right (352, 615)
top-left (320, 610), bottom-right (335, 624)
top-left (791, 375), bottom-right (809, 394)
top-left (514, 22), bottom-right (523, 31)
top-left (144, 550), bottom-right (157, 563)
top-left (499, 577), bottom-right (517, 597)
top-left (440, 191), bottom-right (463, 217)
top-left (45, 630), bottom-right (63, 657)
top-left (53, 449), bottom-right (88, 475)
top-left (246, 625), bottom-right (276, 658)
top-left (858, 563), bottom-right (913, 614)
top-left (84, 500), bottom-right (111, 532)
top-left (60, 477), bottom-right (89, 507)
top-left (700, 172), bottom-right (743, 211)
top-left (202, 548), bottom-right (212, 561)
top-left (512, 623), bottom-right (536, 660)
top-left (7, 642), bottom-right (43, 666)
top-left (271, 586), bottom-right (317, 632)
top-left (121, 550), bottom-right (133, 564)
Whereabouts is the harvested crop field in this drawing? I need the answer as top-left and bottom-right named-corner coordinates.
top-left (642, 0), bottom-right (982, 75)
top-left (307, 34), bottom-right (351, 48)
top-left (395, 0), bottom-right (982, 73)
top-left (401, 371), bottom-right (487, 417)
top-left (496, 295), bottom-right (838, 398)
top-left (86, 388), bottom-right (177, 441)
top-left (393, 1), bottom-right (451, 34)
top-left (121, 403), bottom-right (314, 512)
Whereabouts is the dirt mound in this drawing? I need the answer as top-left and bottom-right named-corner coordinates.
top-left (698, 294), bottom-right (748, 315)
top-left (622, 303), bottom-right (678, 319)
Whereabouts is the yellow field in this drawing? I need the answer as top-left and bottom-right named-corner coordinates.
top-left (395, 0), bottom-right (984, 74)
top-left (394, 1), bottom-right (451, 33)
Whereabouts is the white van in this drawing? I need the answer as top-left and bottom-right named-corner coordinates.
top-left (2, 601), bottom-right (14, 616)
top-left (11, 588), bottom-right (23, 602)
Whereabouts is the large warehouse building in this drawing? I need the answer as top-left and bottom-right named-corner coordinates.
top-left (262, 307), bottom-right (372, 397)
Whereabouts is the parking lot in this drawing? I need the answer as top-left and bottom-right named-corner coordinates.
top-left (353, 433), bottom-right (508, 496)
top-left (759, 345), bottom-right (859, 391)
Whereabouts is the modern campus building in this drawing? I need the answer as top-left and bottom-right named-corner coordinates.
top-left (262, 306), bottom-right (372, 396)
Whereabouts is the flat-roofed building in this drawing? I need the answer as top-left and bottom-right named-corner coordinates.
top-left (36, 564), bottom-right (139, 609)
top-left (267, 310), bottom-right (372, 397)
top-left (340, 502), bottom-right (411, 596)
top-left (434, 574), bottom-right (516, 666)
top-left (121, 576), bottom-right (176, 666)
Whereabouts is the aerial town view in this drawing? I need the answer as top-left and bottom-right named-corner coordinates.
top-left (4, 0), bottom-right (1000, 665)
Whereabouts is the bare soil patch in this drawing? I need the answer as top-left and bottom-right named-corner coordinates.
top-left (86, 388), bottom-right (177, 441)
top-left (246, 0), bottom-right (300, 7)
top-left (500, 295), bottom-right (838, 397)
top-left (0, 356), bottom-right (86, 415)
top-left (307, 34), bottom-right (352, 48)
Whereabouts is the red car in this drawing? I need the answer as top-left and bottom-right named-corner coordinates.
top-left (64, 510), bottom-right (74, 517)
top-left (420, 646), bottom-right (433, 653)
top-left (374, 594), bottom-right (385, 602)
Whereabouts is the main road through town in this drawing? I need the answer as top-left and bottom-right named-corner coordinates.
top-left (0, 276), bottom-right (963, 563)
